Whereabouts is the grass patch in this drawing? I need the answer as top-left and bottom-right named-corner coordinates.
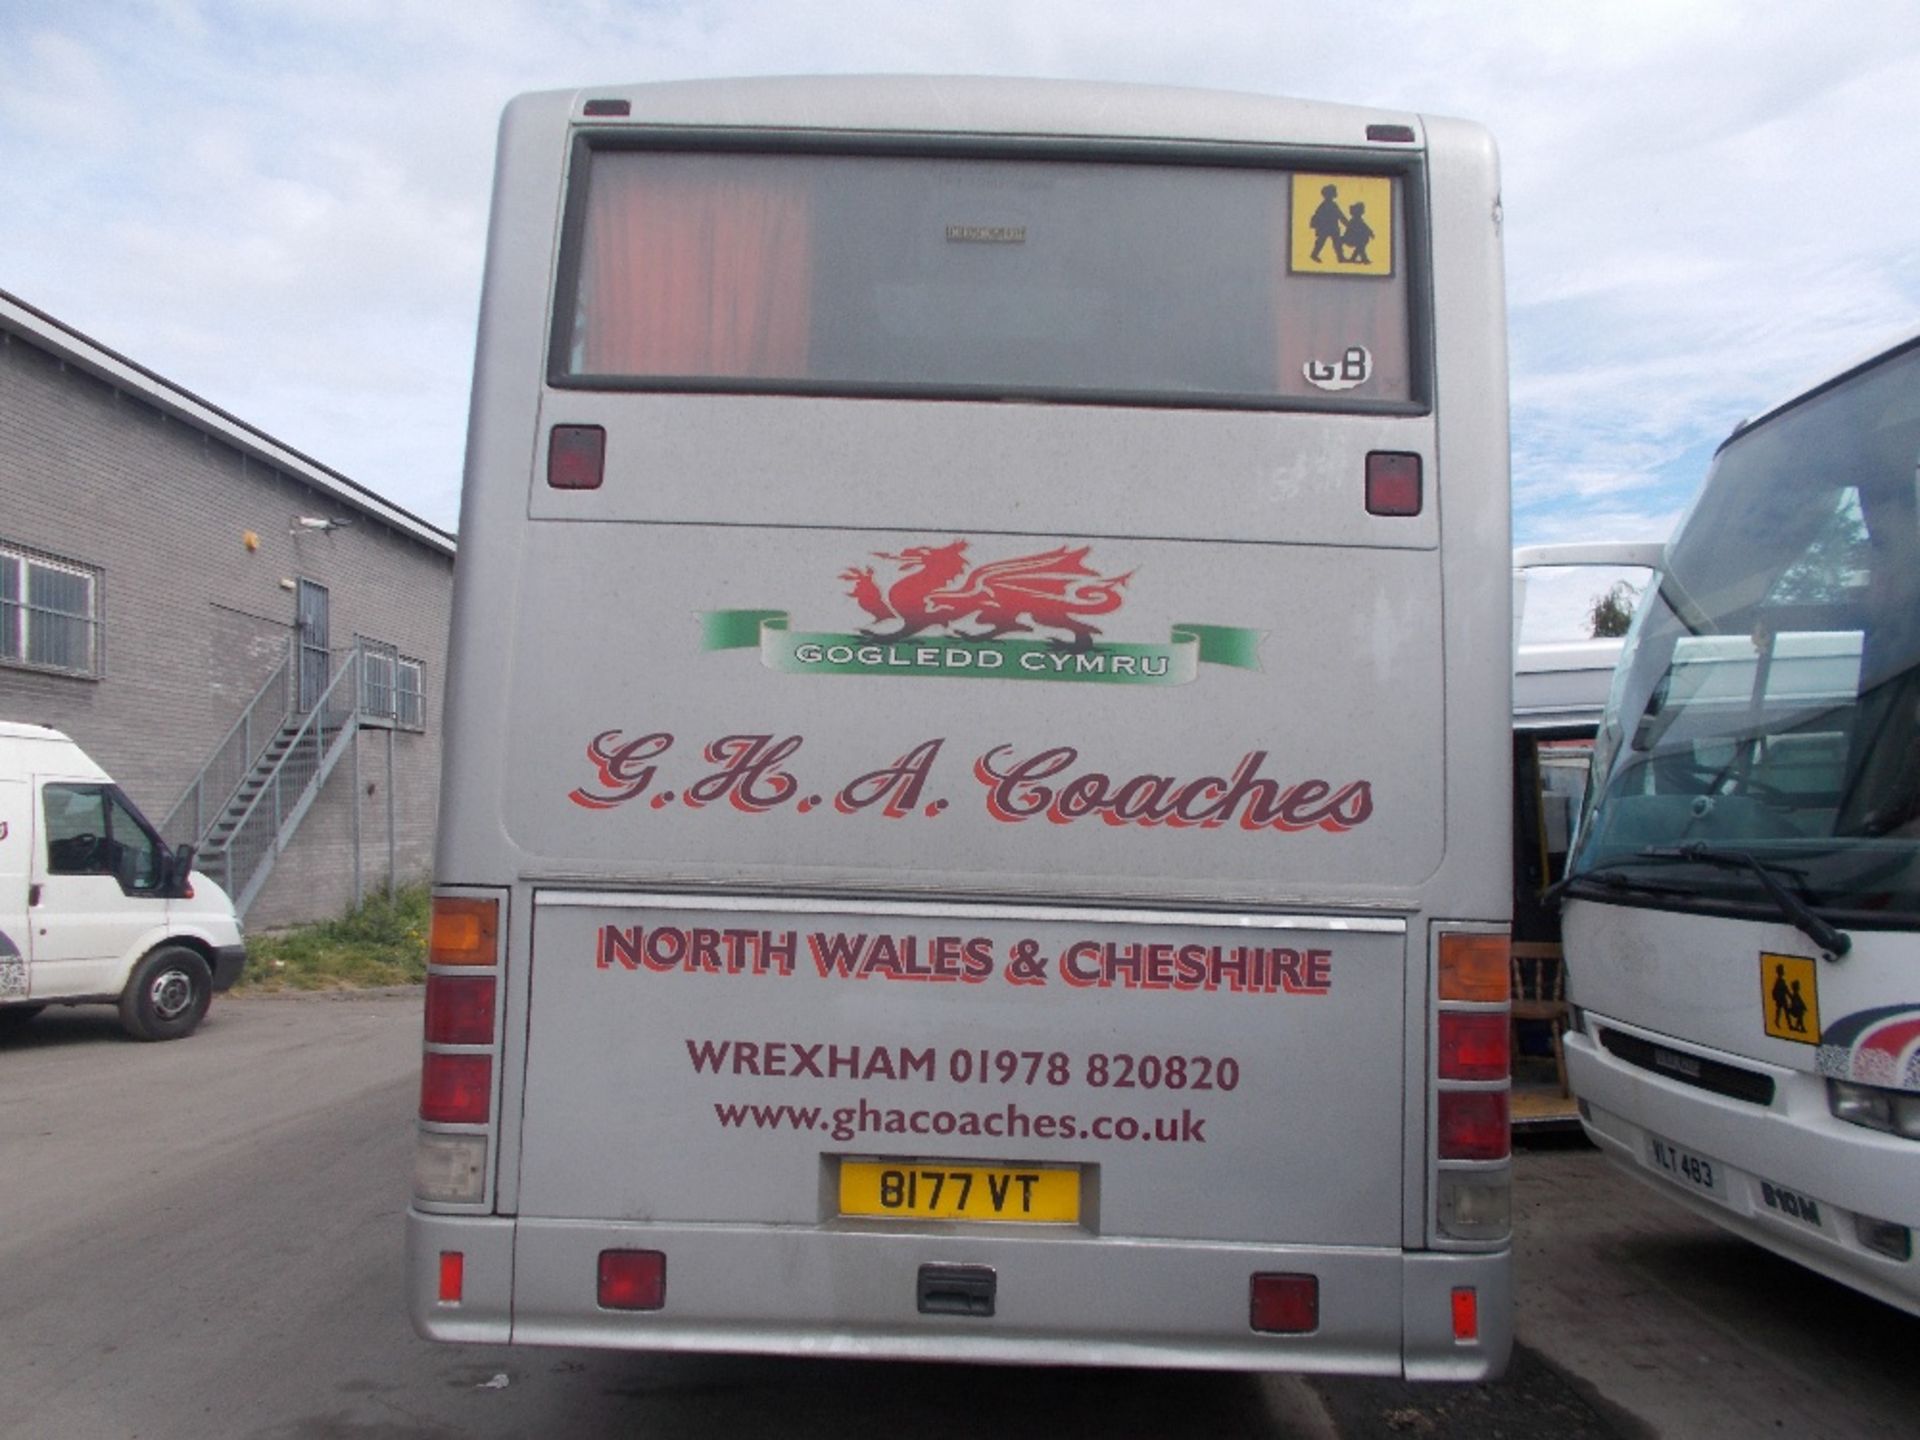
top-left (237, 884), bottom-right (431, 991)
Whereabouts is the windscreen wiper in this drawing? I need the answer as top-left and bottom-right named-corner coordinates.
top-left (1640, 842), bottom-right (1852, 958)
top-left (1546, 860), bottom-right (1704, 904)
top-left (1551, 844), bottom-right (1852, 959)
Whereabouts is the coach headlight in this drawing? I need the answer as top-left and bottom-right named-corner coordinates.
top-left (1827, 1079), bottom-right (1920, 1140)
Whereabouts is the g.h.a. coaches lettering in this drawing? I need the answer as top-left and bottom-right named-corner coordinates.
top-left (568, 731), bottom-right (1373, 834)
top-left (567, 537), bottom-right (1374, 834)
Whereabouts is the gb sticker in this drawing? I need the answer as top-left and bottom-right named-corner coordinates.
top-left (1304, 345), bottom-right (1373, 392)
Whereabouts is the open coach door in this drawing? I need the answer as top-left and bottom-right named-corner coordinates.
top-left (1510, 542), bottom-right (1662, 1125)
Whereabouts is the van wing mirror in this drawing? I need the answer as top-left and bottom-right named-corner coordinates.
top-left (167, 842), bottom-right (197, 898)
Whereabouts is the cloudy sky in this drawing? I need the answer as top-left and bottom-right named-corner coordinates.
top-left (4, 2), bottom-right (1917, 633)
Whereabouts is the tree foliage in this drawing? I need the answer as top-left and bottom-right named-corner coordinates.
top-left (1587, 580), bottom-right (1638, 638)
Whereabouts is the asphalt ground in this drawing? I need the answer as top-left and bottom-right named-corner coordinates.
top-left (2, 991), bottom-right (1915, 1438)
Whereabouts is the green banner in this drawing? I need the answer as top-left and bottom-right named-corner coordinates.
top-left (699, 610), bottom-right (1262, 685)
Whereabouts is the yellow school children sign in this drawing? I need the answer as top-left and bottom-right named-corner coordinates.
top-left (1291, 174), bottom-right (1394, 276)
top-left (1761, 952), bottom-right (1820, 1044)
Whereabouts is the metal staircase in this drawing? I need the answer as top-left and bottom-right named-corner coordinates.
top-left (160, 642), bottom-right (366, 917)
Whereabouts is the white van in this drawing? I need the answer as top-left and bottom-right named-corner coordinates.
top-left (0, 722), bottom-right (245, 1040)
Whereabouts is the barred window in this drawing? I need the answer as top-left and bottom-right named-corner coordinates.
top-left (360, 642), bottom-right (397, 719)
top-left (1, 542), bottom-right (101, 677)
top-left (358, 639), bottom-right (426, 731)
top-left (396, 658), bottom-right (424, 730)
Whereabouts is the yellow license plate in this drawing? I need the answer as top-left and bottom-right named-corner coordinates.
top-left (839, 1160), bottom-right (1080, 1223)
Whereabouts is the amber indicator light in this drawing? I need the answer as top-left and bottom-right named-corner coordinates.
top-left (1438, 933), bottom-right (1510, 1003)
top-left (429, 896), bottom-right (499, 967)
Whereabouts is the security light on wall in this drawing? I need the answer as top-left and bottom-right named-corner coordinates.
top-left (292, 515), bottom-right (354, 533)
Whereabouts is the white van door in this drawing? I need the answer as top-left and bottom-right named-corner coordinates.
top-left (30, 781), bottom-right (165, 999)
top-left (0, 779), bottom-right (29, 1002)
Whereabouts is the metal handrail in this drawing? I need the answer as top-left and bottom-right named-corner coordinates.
top-left (207, 642), bottom-right (366, 905)
top-left (158, 639), bottom-right (294, 845)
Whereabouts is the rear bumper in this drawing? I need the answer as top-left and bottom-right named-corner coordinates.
top-left (210, 944), bottom-right (247, 992)
top-left (407, 1209), bottom-right (1509, 1377)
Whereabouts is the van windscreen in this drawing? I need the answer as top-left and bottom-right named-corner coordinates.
top-left (556, 148), bottom-right (1415, 408)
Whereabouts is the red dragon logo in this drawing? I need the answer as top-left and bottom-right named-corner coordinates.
top-left (841, 540), bottom-right (1133, 652)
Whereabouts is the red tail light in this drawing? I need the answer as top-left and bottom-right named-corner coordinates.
top-left (1365, 451), bottom-right (1422, 516)
top-left (1249, 1273), bottom-right (1319, 1334)
top-left (1438, 1090), bottom-right (1510, 1160)
top-left (548, 424), bottom-right (606, 490)
top-left (420, 1053), bottom-right (492, 1123)
top-left (424, 974), bottom-right (497, 1046)
top-left (598, 1249), bottom-right (666, 1310)
top-left (438, 1251), bottom-right (465, 1304)
top-left (1451, 1286), bottom-right (1479, 1341)
top-left (1438, 1011), bottom-right (1510, 1081)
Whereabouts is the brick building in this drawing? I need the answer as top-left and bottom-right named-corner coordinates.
top-left (0, 288), bottom-right (455, 928)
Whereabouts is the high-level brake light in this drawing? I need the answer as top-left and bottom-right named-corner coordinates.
top-left (1365, 451), bottom-right (1422, 516)
top-left (548, 424), bottom-right (607, 490)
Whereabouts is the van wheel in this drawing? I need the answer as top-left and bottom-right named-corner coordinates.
top-left (119, 946), bottom-right (213, 1041)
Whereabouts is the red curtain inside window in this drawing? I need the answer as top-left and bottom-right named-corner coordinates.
top-left (577, 158), bottom-right (813, 377)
